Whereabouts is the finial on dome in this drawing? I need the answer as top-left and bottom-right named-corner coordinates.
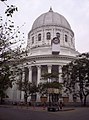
top-left (49, 7), bottom-right (53, 12)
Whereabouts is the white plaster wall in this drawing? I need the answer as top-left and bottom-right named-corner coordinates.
top-left (27, 25), bottom-right (76, 57)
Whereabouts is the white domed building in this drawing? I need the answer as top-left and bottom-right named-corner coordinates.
top-left (7, 8), bottom-right (79, 103)
top-left (26, 8), bottom-right (78, 83)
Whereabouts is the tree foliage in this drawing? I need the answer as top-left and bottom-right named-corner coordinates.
top-left (0, 65), bottom-right (12, 103)
top-left (39, 73), bottom-right (62, 102)
top-left (0, 0), bottom-right (18, 17)
top-left (16, 67), bottom-right (38, 104)
top-left (62, 53), bottom-right (89, 106)
top-left (41, 73), bottom-right (59, 80)
top-left (17, 76), bottom-right (38, 104)
top-left (38, 81), bottom-right (62, 95)
top-left (0, 1), bottom-right (25, 104)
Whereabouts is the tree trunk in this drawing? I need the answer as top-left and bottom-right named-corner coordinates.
top-left (0, 97), bottom-right (3, 104)
top-left (80, 92), bottom-right (83, 106)
top-left (24, 92), bottom-right (28, 104)
top-left (83, 95), bottom-right (87, 106)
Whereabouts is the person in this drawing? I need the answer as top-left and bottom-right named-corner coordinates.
top-left (59, 100), bottom-right (63, 110)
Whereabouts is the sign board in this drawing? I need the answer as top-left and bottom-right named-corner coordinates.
top-left (48, 88), bottom-right (60, 94)
top-left (51, 37), bottom-right (60, 54)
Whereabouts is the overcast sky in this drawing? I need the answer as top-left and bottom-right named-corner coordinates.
top-left (0, 0), bottom-right (89, 53)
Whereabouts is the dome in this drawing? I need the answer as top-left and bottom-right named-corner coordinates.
top-left (32, 8), bottom-right (71, 30)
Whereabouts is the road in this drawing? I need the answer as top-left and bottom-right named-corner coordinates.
top-left (0, 106), bottom-right (89, 120)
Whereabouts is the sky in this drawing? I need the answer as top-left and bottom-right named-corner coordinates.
top-left (0, 0), bottom-right (89, 53)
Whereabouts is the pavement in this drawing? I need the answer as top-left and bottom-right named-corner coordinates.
top-left (0, 105), bottom-right (89, 120)
top-left (0, 104), bottom-right (75, 112)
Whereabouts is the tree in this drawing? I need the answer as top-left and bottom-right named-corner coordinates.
top-left (0, 1), bottom-right (25, 104)
top-left (62, 53), bottom-right (89, 106)
top-left (17, 76), bottom-right (38, 104)
top-left (0, 65), bottom-right (12, 104)
top-left (0, 0), bottom-right (18, 17)
top-left (16, 67), bottom-right (38, 104)
top-left (39, 73), bottom-right (62, 102)
top-left (17, 80), bottom-right (31, 104)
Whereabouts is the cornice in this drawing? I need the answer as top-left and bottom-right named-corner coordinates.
top-left (29, 25), bottom-right (74, 36)
top-left (23, 54), bottom-right (76, 62)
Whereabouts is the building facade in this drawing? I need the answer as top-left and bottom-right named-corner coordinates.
top-left (7, 8), bottom-right (79, 103)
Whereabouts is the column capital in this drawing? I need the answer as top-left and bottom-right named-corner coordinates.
top-left (37, 65), bottom-right (41, 69)
top-left (28, 66), bottom-right (32, 70)
top-left (59, 65), bottom-right (62, 68)
top-left (47, 65), bottom-right (52, 67)
top-left (59, 65), bottom-right (62, 72)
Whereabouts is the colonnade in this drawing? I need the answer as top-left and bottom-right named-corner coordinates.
top-left (20, 65), bottom-right (62, 101)
top-left (27, 65), bottom-right (62, 84)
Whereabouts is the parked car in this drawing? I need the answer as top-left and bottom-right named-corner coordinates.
top-left (47, 102), bottom-right (59, 112)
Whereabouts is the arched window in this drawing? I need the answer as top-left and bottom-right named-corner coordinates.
top-left (46, 32), bottom-right (51, 40)
top-left (38, 34), bottom-right (41, 41)
top-left (56, 32), bottom-right (60, 38)
top-left (65, 34), bottom-right (68, 42)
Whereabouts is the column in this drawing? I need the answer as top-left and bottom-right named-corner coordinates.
top-left (48, 65), bottom-right (52, 73)
top-left (21, 68), bottom-right (25, 101)
top-left (48, 65), bottom-right (52, 82)
top-left (22, 69), bottom-right (25, 82)
top-left (21, 91), bottom-right (24, 102)
top-left (12, 82), bottom-right (17, 103)
top-left (28, 66), bottom-right (32, 83)
top-left (59, 65), bottom-right (62, 83)
top-left (37, 65), bottom-right (41, 85)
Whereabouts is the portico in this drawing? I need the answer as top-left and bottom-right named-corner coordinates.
top-left (23, 64), bottom-right (63, 86)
